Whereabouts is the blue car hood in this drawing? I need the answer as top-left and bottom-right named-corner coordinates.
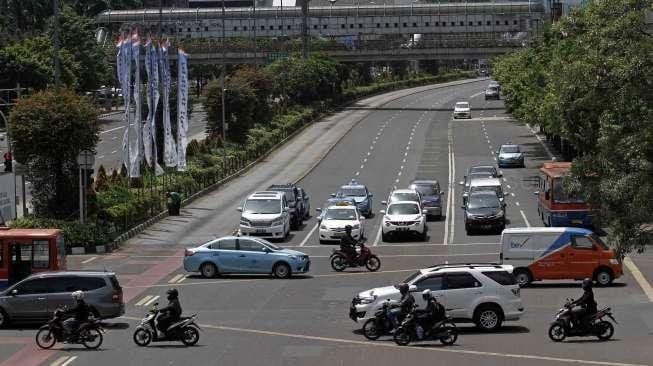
top-left (275, 248), bottom-right (307, 256)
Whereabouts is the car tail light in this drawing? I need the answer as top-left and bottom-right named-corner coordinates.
top-left (112, 289), bottom-right (123, 303)
top-left (184, 249), bottom-right (196, 257)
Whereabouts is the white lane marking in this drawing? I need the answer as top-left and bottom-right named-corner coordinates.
top-left (360, 164), bottom-right (364, 170)
top-left (506, 185), bottom-right (511, 189)
top-left (60, 357), bottom-right (78, 366)
top-left (143, 295), bottom-right (160, 306)
top-left (100, 123), bottom-right (135, 135)
top-left (135, 295), bottom-right (153, 306)
top-left (527, 123), bottom-right (556, 159)
top-left (355, 171), bottom-right (360, 176)
top-left (623, 257), bottom-right (653, 303)
top-left (470, 91), bottom-right (484, 98)
top-left (520, 210), bottom-right (531, 227)
top-left (502, 177), bottom-right (507, 182)
top-left (175, 275), bottom-right (187, 284)
top-left (111, 136), bottom-right (118, 140)
top-left (444, 123), bottom-right (453, 246)
top-left (373, 223), bottom-right (383, 246)
top-left (117, 317), bottom-right (650, 366)
top-left (169, 274), bottom-right (184, 284)
top-left (97, 155), bottom-right (105, 159)
top-left (367, 152), bottom-right (371, 156)
top-left (510, 192), bottom-right (516, 197)
top-left (363, 158), bottom-right (367, 163)
top-left (299, 223), bottom-right (319, 247)
top-left (111, 150), bottom-right (117, 154)
top-left (50, 356), bottom-right (72, 366)
top-left (81, 256), bottom-right (97, 264)
top-left (515, 201), bottom-right (520, 206)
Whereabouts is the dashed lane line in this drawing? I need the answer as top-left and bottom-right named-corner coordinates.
top-left (143, 295), bottom-right (159, 306)
top-left (118, 316), bottom-right (649, 366)
top-left (81, 256), bottom-right (97, 264)
top-left (372, 222), bottom-right (383, 246)
top-left (168, 274), bottom-right (185, 284)
top-left (520, 210), bottom-right (531, 227)
top-left (623, 257), bottom-right (653, 303)
top-left (299, 223), bottom-right (319, 247)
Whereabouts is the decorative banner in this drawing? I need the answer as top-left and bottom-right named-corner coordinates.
top-left (159, 39), bottom-right (177, 167)
top-left (176, 48), bottom-right (189, 171)
top-left (144, 39), bottom-right (163, 175)
top-left (117, 34), bottom-right (132, 174)
top-left (129, 31), bottom-right (142, 178)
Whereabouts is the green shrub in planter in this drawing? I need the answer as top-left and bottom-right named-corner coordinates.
top-left (11, 217), bottom-right (112, 251)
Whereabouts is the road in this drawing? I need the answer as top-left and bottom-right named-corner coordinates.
top-left (1, 80), bottom-right (651, 366)
top-left (95, 104), bottom-right (207, 171)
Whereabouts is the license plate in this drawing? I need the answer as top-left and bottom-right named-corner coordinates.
top-left (571, 219), bottom-right (583, 225)
top-left (397, 227), bottom-right (409, 231)
top-left (256, 229), bottom-right (266, 233)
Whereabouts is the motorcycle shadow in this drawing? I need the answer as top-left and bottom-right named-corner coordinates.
top-left (561, 338), bottom-right (621, 343)
top-left (456, 325), bottom-right (530, 335)
top-left (101, 322), bottom-right (130, 330)
top-left (146, 344), bottom-right (206, 349)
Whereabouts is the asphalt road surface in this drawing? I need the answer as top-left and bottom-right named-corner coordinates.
top-left (1, 80), bottom-right (652, 366)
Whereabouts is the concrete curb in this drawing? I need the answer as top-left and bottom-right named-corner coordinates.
top-left (107, 76), bottom-right (485, 250)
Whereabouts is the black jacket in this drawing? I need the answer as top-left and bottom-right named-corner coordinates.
top-left (425, 298), bottom-right (446, 321)
top-left (64, 300), bottom-right (91, 322)
top-left (160, 298), bottom-right (182, 319)
top-left (340, 233), bottom-right (358, 250)
top-left (399, 293), bottom-right (415, 314)
top-left (572, 289), bottom-right (597, 314)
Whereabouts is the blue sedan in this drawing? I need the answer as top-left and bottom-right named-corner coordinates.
top-left (331, 179), bottom-right (374, 218)
top-left (183, 236), bottom-right (310, 279)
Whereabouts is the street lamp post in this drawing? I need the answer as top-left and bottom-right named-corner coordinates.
top-left (221, 0), bottom-right (227, 145)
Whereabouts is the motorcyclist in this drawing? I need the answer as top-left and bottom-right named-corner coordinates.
top-left (340, 225), bottom-right (359, 263)
top-left (570, 278), bottom-right (597, 329)
top-left (387, 283), bottom-right (415, 331)
top-left (420, 289), bottom-right (446, 323)
top-left (157, 288), bottom-right (182, 336)
top-left (62, 290), bottom-right (91, 338)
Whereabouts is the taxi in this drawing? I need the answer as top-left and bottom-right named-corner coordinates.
top-left (317, 201), bottom-right (365, 244)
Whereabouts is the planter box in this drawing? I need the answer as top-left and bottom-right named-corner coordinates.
top-left (71, 247), bottom-right (86, 255)
top-left (95, 245), bottom-right (106, 254)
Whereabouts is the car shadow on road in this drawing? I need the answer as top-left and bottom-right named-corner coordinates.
top-left (102, 322), bottom-right (130, 330)
top-left (146, 344), bottom-right (206, 349)
top-left (524, 282), bottom-right (627, 289)
top-left (185, 274), bottom-right (313, 281)
top-left (562, 338), bottom-right (621, 343)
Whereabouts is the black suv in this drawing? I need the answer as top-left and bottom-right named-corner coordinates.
top-left (462, 190), bottom-right (506, 234)
top-left (267, 184), bottom-right (310, 229)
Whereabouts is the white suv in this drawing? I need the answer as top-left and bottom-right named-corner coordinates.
top-left (349, 264), bottom-right (524, 332)
top-left (380, 201), bottom-right (427, 241)
top-left (238, 192), bottom-right (290, 239)
top-left (318, 204), bottom-right (365, 244)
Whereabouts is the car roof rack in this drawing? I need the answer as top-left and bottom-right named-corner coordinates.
top-left (426, 263), bottom-right (503, 271)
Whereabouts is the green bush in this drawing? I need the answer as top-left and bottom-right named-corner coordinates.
top-left (11, 217), bottom-right (111, 251)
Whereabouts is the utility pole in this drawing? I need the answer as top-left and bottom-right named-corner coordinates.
top-left (221, 0), bottom-right (227, 145)
top-left (301, 0), bottom-right (309, 59)
top-left (253, 0), bottom-right (257, 66)
top-left (53, 0), bottom-right (61, 90)
top-left (158, 0), bottom-right (163, 38)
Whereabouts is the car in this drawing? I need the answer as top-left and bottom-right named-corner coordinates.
top-left (183, 236), bottom-right (310, 279)
top-left (463, 190), bottom-right (506, 234)
top-left (349, 263), bottom-right (524, 332)
top-left (318, 203), bottom-right (365, 244)
top-left (267, 184), bottom-right (307, 229)
top-left (332, 179), bottom-right (374, 218)
top-left (238, 191), bottom-right (290, 239)
top-left (460, 172), bottom-right (497, 204)
top-left (468, 165), bottom-right (501, 178)
top-left (497, 144), bottom-right (525, 168)
top-left (297, 187), bottom-right (311, 220)
top-left (468, 177), bottom-right (505, 204)
top-left (453, 101), bottom-right (471, 119)
top-left (379, 201), bottom-right (427, 241)
top-left (409, 180), bottom-right (444, 219)
top-left (316, 197), bottom-right (357, 223)
top-left (383, 188), bottom-right (422, 207)
top-left (484, 85), bottom-right (500, 100)
top-left (489, 80), bottom-right (501, 93)
top-left (0, 271), bottom-right (125, 327)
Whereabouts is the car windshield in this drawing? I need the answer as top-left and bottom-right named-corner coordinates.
top-left (412, 184), bottom-right (438, 196)
top-left (469, 166), bottom-right (495, 175)
top-left (244, 199), bottom-right (280, 214)
top-left (467, 174), bottom-right (493, 187)
top-left (487, 86), bottom-right (498, 92)
top-left (402, 271), bottom-right (422, 284)
top-left (501, 146), bottom-right (520, 153)
top-left (471, 186), bottom-right (503, 198)
top-left (455, 102), bottom-right (469, 108)
top-left (340, 187), bottom-right (367, 197)
top-left (325, 208), bottom-right (357, 220)
top-left (274, 189), bottom-right (295, 202)
top-left (468, 193), bottom-right (501, 209)
top-left (390, 192), bottom-right (419, 202)
top-left (387, 203), bottom-right (420, 215)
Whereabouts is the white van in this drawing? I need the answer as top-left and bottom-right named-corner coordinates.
top-left (237, 192), bottom-right (290, 239)
top-left (465, 177), bottom-right (504, 204)
top-left (500, 227), bottom-right (623, 287)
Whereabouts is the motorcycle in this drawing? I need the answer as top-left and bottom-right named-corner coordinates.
top-left (132, 303), bottom-right (201, 347)
top-left (35, 307), bottom-right (104, 349)
top-left (393, 305), bottom-right (458, 346)
top-left (548, 299), bottom-right (617, 342)
top-left (362, 300), bottom-right (400, 340)
top-left (330, 242), bottom-right (381, 272)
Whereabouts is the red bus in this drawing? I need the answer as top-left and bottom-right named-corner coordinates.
top-left (537, 162), bottom-right (594, 228)
top-left (0, 228), bottom-right (67, 289)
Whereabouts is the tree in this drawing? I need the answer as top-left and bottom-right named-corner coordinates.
top-left (8, 88), bottom-right (99, 218)
top-left (0, 36), bottom-right (79, 89)
top-left (493, 0), bottom-right (653, 256)
top-left (203, 77), bottom-right (258, 143)
top-left (265, 55), bottom-right (341, 105)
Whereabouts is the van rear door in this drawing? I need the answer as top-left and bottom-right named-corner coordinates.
top-left (568, 235), bottom-right (600, 279)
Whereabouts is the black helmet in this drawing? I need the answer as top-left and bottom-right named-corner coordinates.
top-left (345, 225), bottom-right (353, 232)
top-left (166, 288), bottom-right (179, 300)
top-left (581, 278), bottom-right (592, 290)
top-left (398, 283), bottom-right (409, 295)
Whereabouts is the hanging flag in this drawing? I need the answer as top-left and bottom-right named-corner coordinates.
top-left (117, 34), bottom-right (132, 174)
top-left (145, 39), bottom-right (163, 175)
top-left (176, 48), bottom-right (189, 172)
top-left (130, 31), bottom-right (142, 178)
top-left (159, 39), bottom-right (177, 167)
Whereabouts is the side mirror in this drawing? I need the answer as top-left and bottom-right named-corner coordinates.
top-left (369, 194), bottom-right (373, 197)
top-left (360, 217), bottom-right (365, 221)
top-left (458, 181), bottom-right (464, 186)
top-left (408, 285), bottom-right (417, 292)
top-left (237, 207), bottom-right (243, 212)
top-left (381, 201), bottom-right (387, 205)
top-left (422, 210), bottom-right (428, 215)
top-left (330, 193), bottom-right (336, 197)
top-left (379, 210), bottom-right (386, 214)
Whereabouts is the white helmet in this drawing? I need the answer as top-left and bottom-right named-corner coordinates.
top-left (421, 289), bottom-right (431, 300)
top-left (71, 290), bottom-right (84, 300)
